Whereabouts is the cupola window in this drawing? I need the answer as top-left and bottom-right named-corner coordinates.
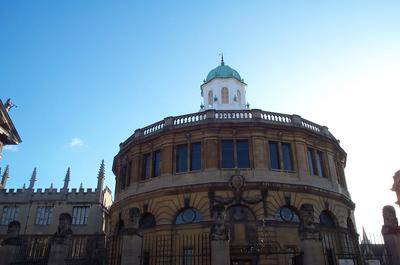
top-left (221, 87), bottom-right (229, 104)
top-left (208, 91), bottom-right (213, 106)
top-left (237, 90), bottom-right (241, 104)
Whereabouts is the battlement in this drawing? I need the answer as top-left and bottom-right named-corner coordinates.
top-left (0, 187), bottom-right (107, 204)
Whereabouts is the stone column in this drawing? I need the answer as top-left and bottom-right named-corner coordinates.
top-left (0, 221), bottom-right (22, 265)
top-left (210, 204), bottom-right (230, 265)
top-left (382, 205), bottom-right (400, 265)
top-left (48, 213), bottom-right (73, 265)
top-left (298, 204), bottom-right (325, 265)
top-left (120, 207), bottom-right (143, 265)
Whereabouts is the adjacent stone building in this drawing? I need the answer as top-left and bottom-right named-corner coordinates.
top-left (111, 59), bottom-right (360, 265)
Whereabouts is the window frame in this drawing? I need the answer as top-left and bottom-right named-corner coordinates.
top-left (152, 150), bottom-right (161, 178)
top-left (175, 142), bottom-right (203, 174)
top-left (35, 206), bottom-right (53, 225)
top-left (268, 141), bottom-right (295, 172)
top-left (141, 153), bottom-right (152, 180)
top-left (0, 206), bottom-right (19, 226)
top-left (307, 147), bottom-right (328, 178)
top-left (72, 206), bottom-right (90, 225)
top-left (220, 139), bottom-right (251, 169)
top-left (221, 87), bottom-right (229, 104)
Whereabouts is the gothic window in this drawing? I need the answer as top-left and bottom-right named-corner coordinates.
top-left (35, 206), bottom-right (53, 225)
top-left (237, 90), bottom-right (241, 104)
top-left (269, 141), bottom-right (294, 171)
top-left (208, 91), bottom-right (213, 106)
top-left (0, 206), bottom-right (19, 225)
top-left (139, 213), bottom-right (156, 229)
top-left (72, 206), bottom-right (89, 225)
top-left (175, 208), bottom-right (203, 224)
top-left (221, 87), bottom-right (229, 104)
top-left (320, 211), bottom-right (336, 227)
top-left (274, 206), bottom-right (300, 223)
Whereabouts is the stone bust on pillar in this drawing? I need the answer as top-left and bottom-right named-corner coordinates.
top-left (211, 204), bottom-right (229, 241)
top-left (125, 207), bottom-right (141, 235)
top-left (382, 205), bottom-right (399, 234)
top-left (53, 213), bottom-right (73, 243)
top-left (1, 221), bottom-right (21, 246)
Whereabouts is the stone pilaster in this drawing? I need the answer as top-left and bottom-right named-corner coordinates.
top-left (120, 233), bottom-right (143, 265)
top-left (210, 204), bottom-right (230, 265)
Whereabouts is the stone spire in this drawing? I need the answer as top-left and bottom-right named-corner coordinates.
top-left (0, 165), bottom-right (9, 189)
top-left (29, 167), bottom-right (37, 189)
top-left (97, 159), bottom-right (105, 191)
top-left (63, 167), bottom-right (70, 190)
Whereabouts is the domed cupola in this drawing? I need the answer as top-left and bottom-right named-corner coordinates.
top-left (200, 56), bottom-right (248, 111)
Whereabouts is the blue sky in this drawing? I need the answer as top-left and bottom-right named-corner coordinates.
top-left (1, 1), bottom-right (400, 233)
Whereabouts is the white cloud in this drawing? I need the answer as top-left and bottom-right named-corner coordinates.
top-left (3, 145), bottom-right (19, 152)
top-left (69, 138), bottom-right (84, 148)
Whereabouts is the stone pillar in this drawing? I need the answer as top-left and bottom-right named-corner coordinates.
top-left (210, 204), bottom-right (230, 265)
top-left (48, 213), bottom-right (73, 265)
top-left (120, 207), bottom-right (143, 265)
top-left (299, 204), bottom-right (325, 265)
top-left (382, 205), bottom-right (400, 265)
top-left (120, 233), bottom-right (143, 265)
top-left (0, 221), bottom-right (22, 265)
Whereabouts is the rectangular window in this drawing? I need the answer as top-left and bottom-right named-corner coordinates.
top-left (307, 148), bottom-right (316, 176)
top-left (269, 141), bottom-right (280, 170)
top-left (72, 206), bottom-right (89, 225)
top-left (183, 248), bottom-right (194, 265)
top-left (282, 143), bottom-right (293, 171)
top-left (142, 153), bottom-right (151, 180)
top-left (153, 150), bottom-right (161, 177)
top-left (0, 206), bottom-right (19, 225)
top-left (221, 140), bottom-right (235, 168)
top-left (316, 151), bottom-right (326, 177)
top-left (236, 140), bottom-right (250, 168)
top-left (176, 144), bottom-right (188, 173)
top-left (35, 206), bottom-right (53, 225)
top-left (190, 142), bottom-right (202, 171)
top-left (336, 162), bottom-right (347, 188)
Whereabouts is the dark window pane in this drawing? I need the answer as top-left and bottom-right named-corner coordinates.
top-left (316, 151), bottom-right (325, 177)
top-left (153, 150), bottom-right (161, 177)
top-left (176, 144), bottom-right (188, 173)
top-left (282, 143), bottom-right (293, 171)
top-left (190, 142), bottom-right (202, 171)
top-left (142, 153), bottom-right (151, 180)
top-left (307, 148), bottom-right (315, 175)
top-left (237, 140), bottom-right (250, 168)
top-left (139, 213), bottom-right (156, 229)
top-left (269, 142), bottom-right (280, 170)
top-left (221, 140), bottom-right (234, 168)
top-left (320, 211), bottom-right (335, 227)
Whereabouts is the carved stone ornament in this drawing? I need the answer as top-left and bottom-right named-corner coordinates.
top-left (214, 175), bottom-right (263, 205)
top-left (1, 221), bottom-right (22, 246)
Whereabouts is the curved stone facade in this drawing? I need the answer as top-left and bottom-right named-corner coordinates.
top-left (111, 108), bottom-right (358, 264)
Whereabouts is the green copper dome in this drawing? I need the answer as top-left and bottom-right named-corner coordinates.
top-left (205, 60), bottom-right (242, 83)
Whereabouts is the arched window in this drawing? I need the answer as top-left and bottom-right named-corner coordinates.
top-left (237, 90), bottom-right (241, 105)
top-left (221, 87), bottom-right (229, 104)
top-left (175, 208), bottom-right (203, 224)
top-left (139, 213), bottom-right (156, 229)
top-left (320, 211), bottom-right (336, 228)
top-left (274, 206), bottom-right (300, 223)
top-left (208, 91), bottom-right (213, 106)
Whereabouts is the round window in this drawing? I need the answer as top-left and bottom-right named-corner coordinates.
top-left (182, 208), bottom-right (196, 223)
top-left (280, 207), bottom-right (294, 222)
